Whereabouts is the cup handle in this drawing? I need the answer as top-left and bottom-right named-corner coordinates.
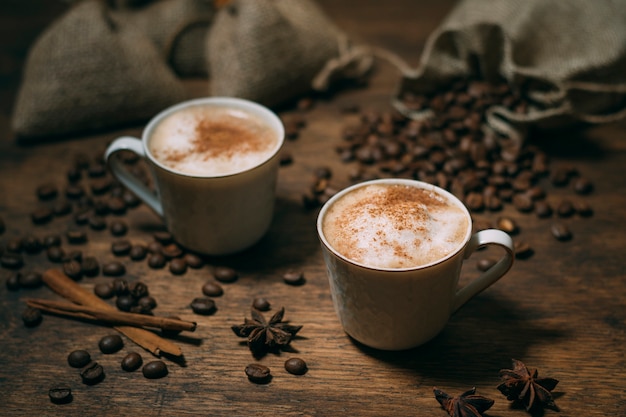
top-left (104, 136), bottom-right (163, 217)
top-left (452, 229), bottom-right (514, 312)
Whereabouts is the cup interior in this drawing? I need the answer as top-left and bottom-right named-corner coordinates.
top-left (317, 178), bottom-right (473, 271)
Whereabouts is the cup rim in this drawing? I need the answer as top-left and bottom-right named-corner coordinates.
top-left (316, 178), bottom-right (473, 272)
top-left (141, 97), bottom-right (285, 179)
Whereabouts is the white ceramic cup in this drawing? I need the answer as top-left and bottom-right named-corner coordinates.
top-left (317, 178), bottom-right (514, 350)
top-left (104, 97), bottom-right (285, 256)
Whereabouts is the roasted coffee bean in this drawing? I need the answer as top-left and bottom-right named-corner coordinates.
top-left (6, 238), bottom-right (22, 253)
top-left (94, 282), bottom-right (115, 299)
top-left (31, 207), bottom-right (54, 225)
top-left (67, 350), bottom-right (92, 368)
top-left (201, 281), bottom-right (224, 297)
top-left (43, 234), bottom-right (61, 248)
top-left (572, 177), bottom-right (593, 195)
top-left (496, 217), bottom-right (519, 234)
top-left (88, 215), bottom-right (107, 231)
top-left (574, 200), bottom-right (593, 217)
top-left (147, 253), bottom-right (166, 269)
top-left (121, 352), bottom-right (143, 372)
top-left (0, 252), bottom-right (24, 269)
top-left (485, 195), bottom-right (503, 211)
top-left (6, 273), bottom-right (20, 291)
top-left (90, 178), bottom-right (111, 195)
top-left (153, 231), bottom-right (173, 244)
top-left (53, 200), bottom-right (72, 216)
top-left (557, 199), bottom-right (575, 217)
top-left (147, 241), bottom-right (163, 254)
top-left (245, 363), bottom-right (271, 384)
top-left (122, 190), bottom-right (141, 208)
top-left (162, 243), bottom-right (183, 259)
top-left (107, 197), bottom-right (126, 215)
top-left (525, 186), bottom-right (546, 201)
top-left (116, 294), bottom-right (135, 312)
top-left (512, 193), bottom-right (534, 212)
top-left (514, 241), bottom-right (534, 259)
top-left (112, 278), bottom-right (129, 296)
top-left (534, 200), bottom-right (553, 218)
top-left (284, 358), bottom-right (308, 375)
top-left (464, 192), bottom-right (484, 212)
top-left (102, 261), bottom-right (125, 276)
top-left (283, 270), bottom-right (305, 286)
top-left (81, 256), bottom-right (100, 277)
top-left (67, 167), bottom-right (82, 182)
top-left (63, 250), bottom-right (83, 263)
top-left (214, 266), bottom-right (238, 283)
top-left (80, 362), bottom-right (105, 385)
top-left (137, 296), bottom-right (157, 312)
top-left (73, 209), bottom-right (91, 226)
top-left (129, 281), bottom-right (149, 299)
top-left (551, 223), bottom-right (572, 241)
top-left (111, 239), bottom-right (132, 256)
top-left (18, 271), bottom-right (43, 288)
top-left (36, 183), bottom-right (58, 200)
top-left (63, 260), bottom-right (83, 280)
top-left (66, 229), bottom-right (87, 244)
top-left (22, 235), bottom-right (42, 254)
top-left (142, 360), bottom-right (168, 379)
top-left (99, 334), bottom-right (124, 354)
top-left (65, 184), bottom-right (85, 199)
top-left (476, 258), bottom-right (497, 272)
top-left (252, 297), bottom-right (271, 311)
top-left (190, 297), bottom-right (217, 315)
top-left (49, 386), bottom-right (72, 404)
top-left (109, 220), bottom-right (128, 236)
top-left (184, 253), bottom-right (204, 269)
top-left (129, 244), bottom-right (147, 261)
top-left (22, 306), bottom-right (43, 327)
top-left (169, 258), bottom-right (187, 275)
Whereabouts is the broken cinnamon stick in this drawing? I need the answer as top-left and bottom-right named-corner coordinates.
top-left (42, 269), bottom-right (183, 357)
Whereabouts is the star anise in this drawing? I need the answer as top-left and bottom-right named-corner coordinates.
top-left (497, 359), bottom-right (560, 412)
top-left (231, 307), bottom-right (302, 356)
top-left (434, 387), bottom-right (494, 417)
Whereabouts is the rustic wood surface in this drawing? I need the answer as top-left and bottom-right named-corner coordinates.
top-left (1, 1), bottom-right (625, 416)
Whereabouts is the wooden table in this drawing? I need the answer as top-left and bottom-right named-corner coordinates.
top-left (1, 1), bottom-right (625, 416)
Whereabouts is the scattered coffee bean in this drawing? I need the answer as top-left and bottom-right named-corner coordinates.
top-left (73, 209), bottom-right (91, 226)
top-left (47, 246), bottom-right (65, 263)
top-left (109, 220), bottom-right (128, 236)
top-left (551, 223), bottom-right (572, 241)
top-left (284, 358), bottom-right (308, 375)
top-left (252, 297), bottom-right (271, 311)
top-left (53, 200), bottom-right (72, 216)
top-left (63, 250), bottom-right (83, 263)
top-left (122, 190), bottom-right (141, 207)
top-left (99, 334), bottom-right (124, 354)
top-left (107, 197), bottom-right (127, 215)
top-left (496, 217), bottom-right (518, 235)
top-left (534, 200), bottom-right (553, 218)
top-left (142, 360), bottom-right (168, 379)
top-left (36, 183), bottom-right (58, 200)
top-left (22, 306), bottom-right (43, 327)
top-left (22, 235), bottom-right (42, 254)
top-left (574, 200), bottom-right (593, 217)
top-left (116, 294), bottom-right (135, 312)
top-left (147, 241), bottom-right (163, 254)
top-left (557, 199), bottom-right (575, 217)
top-left (476, 258), bottom-right (497, 272)
top-left (514, 241), bottom-right (534, 259)
top-left (184, 253), bottom-right (204, 269)
top-left (169, 258), bottom-right (187, 275)
top-left (90, 177), bottom-right (111, 195)
top-left (67, 350), bottom-right (92, 368)
top-left (6, 273), bottom-right (20, 291)
top-left (63, 260), bottom-right (83, 280)
top-left (6, 238), bottom-right (22, 253)
top-left (111, 239), bottom-right (132, 256)
top-left (94, 282), bottom-right (115, 299)
top-left (67, 167), bottom-right (81, 182)
top-left (18, 271), bottom-right (43, 288)
top-left (201, 281), bottom-right (223, 297)
top-left (66, 229), bottom-right (87, 244)
top-left (214, 266), bottom-right (238, 283)
top-left (81, 256), bottom-right (100, 277)
top-left (0, 252), bottom-right (24, 269)
top-left (129, 244), bottom-right (147, 261)
top-left (65, 184), bottom-right (85, 199)
top-left (137, 296), bottom-right (157, 312)
top-left (88, 215), bottom-right (107, 231)
top-left (80, 362), bottom-right (105, 385)
top-left (43, 234), bottom-right (62, 248)
top-left (283, 270), bottom-right (305, 286)
top-left (162, 243), bottom-right (183, 259)
top-left (512, 194), bottom-right (534, 212)
top-left (102, 261), bottom-right (125, 276)
top-left (31, 207), bottom-right (54, 224)
top-left (190, 297), bottom-right (217, 315)
top-left (112, 278), bottom-right (129, 295)
top-left (121, 352), bottom-right (143, 372)
top-left (87, 162), bottom-right (106, 178)
top-left (49, 386), bottom-right (72, 404)
top-left (147, 253), bottom-right (166, 269)
top-left (572, 177), bottom-right (593, 195)
top-left (245, 363), bottom-right (271, 384)
top-left (130, 281), bottom-right (149, 299)
top-left (153, 231), bottom-right (173, 244)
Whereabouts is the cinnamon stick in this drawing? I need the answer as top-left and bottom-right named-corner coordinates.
top-left (42, 269), bottom-right (183, 357)
top-left (25, 298), bottom-right (197, 332)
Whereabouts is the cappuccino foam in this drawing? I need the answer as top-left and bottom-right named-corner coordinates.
top-left (149, 105), bottom-right (279, 176)
top-left (322, 184), bottom-right (469, 269)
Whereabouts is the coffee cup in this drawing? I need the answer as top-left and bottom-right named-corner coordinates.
top-left (104, 97), bottom-right (285, 255)
top-left (317, 178), bottom-right (514, 350)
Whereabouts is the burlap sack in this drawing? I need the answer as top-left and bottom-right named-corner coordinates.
top-left (395, 0), bottom-right (626, 143)
top-left (207, 0), bottom-right (373, 107)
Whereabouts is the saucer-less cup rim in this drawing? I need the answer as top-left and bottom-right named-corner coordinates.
top-left (140, 96), bottom-right (285, 179)
top-left (317, 178), bottom-right (474, 272)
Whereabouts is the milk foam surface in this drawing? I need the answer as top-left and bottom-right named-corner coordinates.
top-left (322, 184), bottom-right (469, 269)
top-left (149, 105), bottom-right (278, 176)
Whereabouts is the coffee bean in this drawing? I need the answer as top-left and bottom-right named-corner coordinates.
top-left (88, 215), bottom-right (107, 231)
top-left (147, 241), bottom-right (163, 254)
top-left (6, 238), bottom-right (22, 253)
top-left (63, 260), bottom-right (83, 280)
top-left (284, 358), bottom-right (308, 375)
top-left (283, 270), bottom-right (305, 286)
top-left (122, 190), bottom-right (141, 208)
top-left (94, 282), bottom-right (115, 299)
top-left (162, 243), bottom-right (183, 259)
top-left (476, 258), bottom-right (497, 272)
top-left (65, 184), bottom-right (85, 199)
top-left (551, 223), bottom-right (572, 241)
top-left (53, 200), bottom-right (72, 217)
top-left (574, 200), bottom-right (593, 217)
top-left (6, 273), bottom-right (20, 291)
top-left (109, 220), bottom-right (128, 236)
top-left (252, 297), bottom-right (271, 311)
top-left (116, 294), bottom-right (135, 312)
top-left (111, 239), bottom-right (132, 256)
top-left (43, 234), bottom-right (61, 248)
top-left (147, 253), bottom-right (166, 269)
top-left (107, 197), bottom-right (127, 215)
top-left (512, 194), bottom-right (534, 212)
top-left (496, 217), bottom-right (518, 234)
top-left (514, 241), bottom-right (534, 259)
top-left (190, 297), bottom-right (217, 315)
top-left (129, 244), bottom-right (147, 261)
top-left (557, 199), bottom-right (575, 217)
top-left (81, 256), bottom-right (100, 277)
top-left (22, 306), bottom-right (43, 327)
top-left (153, 231), bottom-right (173, 244)
top-left (67, 167), bottom-right (81, 182)
top-left (112, 278), bottom-right (129, 296)
top-left (99, 334), bottom-right (124, 354)
top-left (201, 281), bottom-right (223, 297)
top-left (87, 162), bottom-right (106, 178)
top-left (121, 352), bottom-right (143, 372)
top-left (63, 250), bottom-right (83, 263)
top-left (102, 261), bottom-right (125, 276)
top-left (66, 229), bottom-right (88, 244)
top-left (572, 177), bottom-right (593, 195)
top-left (1, 252), bottom-right (24, 269)
top-left (245, 363), bottom-right (271, 384)
top-left (142, 360), bottom-right (168, 379)
top-left (534, 200), bottom-right (553, 218)
top-left (18, 271), bottom-right (43, 288)
top-left (214, 266), bottom-right (238, 283)
top-left (90, 178), bottom-right (111, 195)
top-left (22, 235), bottom-right (42, 254)
top-left (49, 386), bottom-right (73, 404)
top-left (67, 350), bottom-right (91, 368)
top-left (184, 253), bottom-right (204, 269)
top-left (36, 183), bottom-right (58, 200)
top-left (80, 362), bottom-right (105, 385)
top-left (31, 207), bottom-right (54, 225)
top-left (169, 258), bottom-right (187, 275)
top-left (137, 296), bottom-right (157, 312)
top-left (73, 209), bottom-right (91, 226)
